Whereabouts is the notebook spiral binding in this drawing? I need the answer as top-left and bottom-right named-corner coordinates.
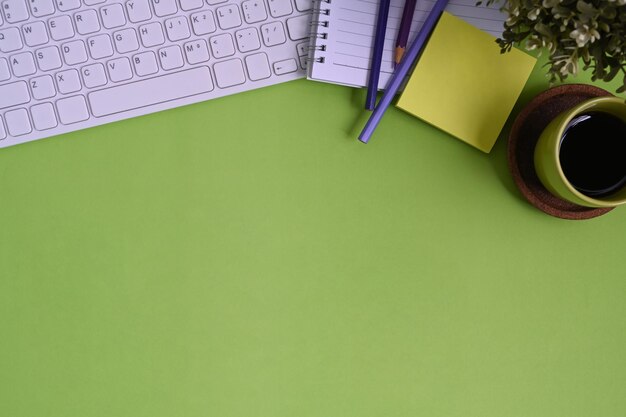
top-left (308, 0), bottom-right (333, 64)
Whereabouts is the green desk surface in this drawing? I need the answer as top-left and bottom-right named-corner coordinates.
top-left (1, 58), bottom-right (625, 417)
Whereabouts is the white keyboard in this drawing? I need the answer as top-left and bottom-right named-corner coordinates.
top-left (0, 0), bottom-right (312, 148)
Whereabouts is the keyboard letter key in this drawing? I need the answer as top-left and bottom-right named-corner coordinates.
top-left (179, 0), bottom-right (202, 11)
top-left (74, 10), bottom-right (101, 35)
top-left (30, 74), bottom-right (56, 99)
top-left (35, 45), bottom-right (62, 71)
top-left (10, 51), bottom-right (37, 77)
top-left (216, 4), bottom-right (242, 30)
top-left (132, 51), bottom-right (159, 76)
top-left (23, 21), bottom-right (50, 47)
top-left (48, 15), bottom-right (75, 41)
top-left (126, 0), bottom-right (152, 22)
top-left (151, 0), bottom-right (177, 17)
top-left (82, 63), bottom-right (108, 88)
top-left (100, 3), bottom-right (127, 29)
top-left (190, 11), bottom-right (216, 35)
top-left (0, 27), bottom-right (24, 52)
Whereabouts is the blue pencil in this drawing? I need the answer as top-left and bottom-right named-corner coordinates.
top-left (365, 0), bottom-right (391, 111)
top-left (359, 0), bottom-right (450, 142)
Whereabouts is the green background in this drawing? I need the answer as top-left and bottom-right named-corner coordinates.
top-left (1, 55), bottom-right (625, 417)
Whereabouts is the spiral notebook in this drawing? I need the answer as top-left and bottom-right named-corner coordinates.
top-left (307, 0), bottom-right (507, 89)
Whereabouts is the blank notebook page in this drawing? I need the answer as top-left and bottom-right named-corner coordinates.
top-left (307, 0), bottom-right (506, 89)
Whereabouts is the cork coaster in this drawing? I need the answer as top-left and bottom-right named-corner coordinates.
top-left (508, 84), bottom-right (614, 220)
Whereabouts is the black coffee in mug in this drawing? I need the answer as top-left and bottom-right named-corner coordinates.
top-left (559, 111), bottom-right (626, 198)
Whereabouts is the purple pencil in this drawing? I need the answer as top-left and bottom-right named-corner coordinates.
top-left (365, 0), bottom-right (392, 111)
top-left (359, 0), bottom-right (450, 143)
top-left (395, 0), bottom-right (418, 65)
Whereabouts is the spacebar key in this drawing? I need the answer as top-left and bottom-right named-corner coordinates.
top-left (88, 67), bottom-right (214, 117)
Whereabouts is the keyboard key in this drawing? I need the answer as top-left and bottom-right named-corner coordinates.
top-left (272, 58), bottom-right (297, 75)
top-left (267, 0), bottom-right (292, 18)
top-left (5, 108), bottom-right (32, 136)
top-left (245, 53), bottom-right (270, 81)
top-left (61, 39), bottom-right (88, 65)
top-left (132, 51), bottom-right (158, 76)
top-left (296, 41), bottom-right (307, 57)
top-left (179, 0), bottom-right (201, 11)
top-left (183, 39), bottom-right (209, 64)
top-left (157, 45), bottom-right (183, 70)
top-left (242, 0), bottom-right (267, 24)
top-left (74, 9), bottom-right (100, 35)
top-left (0, 81), bottom-right (30, 109)
top-left (216, 4), bottom-right (241, 29)
top-left (235, 27), bottom-right (260, 53)
top-left (106, 56), bottom-right (133, 82)
top-left (206, 0), bottom-right (226, 4)
top-left (260, 21), bottom-right (286, 47)
top-left (88, 66), bottom-right (214, 117)
top-left (113, 28), bottom-right (139, 53)
top-left (3, 0), bottom-right (30, 23)
top-left (0, 27), bottom-right (24, 53)
top-left (126, 0), bottom-right (152, 22)
top-left (165, 16), bottom-right (191, 41)
top-left (31, 102), bottom-right (58, 130)
top-left (151, 0), bottom-right (176, 17)
top-left (5, 108), bottom-right (30, 137)
top-left (48, 15), bottom-right (75, 40)
top-left (209, 33), bottom-right (234, 58)
top-left (294, 0), bottom-right (311, 11)
top-left (81, 62), bottom-right (107, 87)
top-left (0, 117), bottom-right (6, 140)
top-left (100, 3), bottom-right (127, 28)
top-left (56, 68), bottom-right (82, 94)
top-left (84, 0), bottom-right (106, 5)
top-left (87, 33), bottom-right (114, 59)
top-left (286, 14), bottom-right (309, 40)
top-left (35, 45), bottom-right (62, 71)
top-left (0, 58), bottom-right (11, 81)
top-left (10, 51), bottom-right (37, 77)
top-left (56, 95), bottom-right (89, 124)
top-left (29, 0), bottom-right (56, 17)
top-left (190, 11), bottom-right (216, 35)
top-left (214, 58), bottom-right (245, 88)
top-left (22, 21), bottom-right (49, 46)
top-left (54, 0), bottom-right (80, 11)
top-left (139, 22), bottom-right (165, 47)
top-left (30, 74), bottom-right (56, 99)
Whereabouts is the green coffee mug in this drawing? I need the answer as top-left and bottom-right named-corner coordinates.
top-left (534, 96), bottom-right (626, 208)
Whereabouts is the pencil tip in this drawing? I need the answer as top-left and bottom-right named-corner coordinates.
top-left (394, 47), bottom-right (406, 65)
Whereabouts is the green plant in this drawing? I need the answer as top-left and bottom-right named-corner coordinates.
top-left (482, 0), bottom-right (626, 92)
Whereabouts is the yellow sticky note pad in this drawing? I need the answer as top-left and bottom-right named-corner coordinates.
top-left (396, 12), bottom-right (536, 153)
